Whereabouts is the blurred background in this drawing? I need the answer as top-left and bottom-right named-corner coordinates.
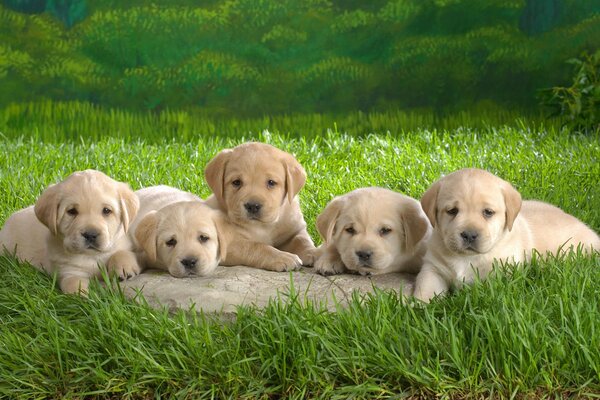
top-left (1, 0), bottom-right (598, 121)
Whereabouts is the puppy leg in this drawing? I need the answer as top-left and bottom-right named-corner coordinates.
top-left (279, 231), bottom-right (317, 266)
top-left (224, 240), bottom-right (302, 272)
top-left (314, 245), bottom-right (347, 276)
top-left (107, 250), bottom-right (141, 280)
top-left (413, 264), bottom-right (450, 303)
top-left (60, 275), bottom-right (89, 295)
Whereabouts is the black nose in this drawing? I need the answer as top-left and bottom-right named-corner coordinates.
top-left (460, 230), bottom-right (479, 244)
top-left (180, 257), bottom-right (198, 269)
top-left (244, 202), bottom-right (262, 215)
top-left (82, 230), bottom-right (99, 243)
top-left (356, 250), bottom-right (373, 263)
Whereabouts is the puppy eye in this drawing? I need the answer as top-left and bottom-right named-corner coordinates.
top-left (198, 235), bottom-right (209, 243)
top-left (166, 238), bottom-right (177, 247)
top-left (483, 209), bottom-right (495, 218)
top-left (447, 208), bottom-right (459, 216)
top-left (379, 227), bottom-right (392, 236)
top-left (345, 227), bottom-right (356, 235)
top-left (267, 179), bottom-right (277, 188)
top-left (102, 207), bottom-right (112, 216)
top-left (232, 179), bottom-right (242, 188)
top-left (67, 208), bottom-right (78, 216)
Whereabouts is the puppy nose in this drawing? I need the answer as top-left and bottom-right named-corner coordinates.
top-left (180, 257), bottom-right (198, 269)
top-left (82, 230), bottom-right (99, 243)
top-left (356, 250), bottom-right (373, 262)
top-left (460, 230), bottom-right (479, 244)
top-left (244, 202), bottom-right (262, 214)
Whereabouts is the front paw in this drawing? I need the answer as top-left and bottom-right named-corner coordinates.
top-left (267, 252), bottom-right (302, 272)
top-left (109, 262), bottom-right (141, 280)
top-left (298, 248), bottom-right (317, 267)
top-left (314, 257), bottom-right (346, 276)
top-left (60, 275), bottom-right (89, 295)
top-left (107, 251), bottom-right (141, 280)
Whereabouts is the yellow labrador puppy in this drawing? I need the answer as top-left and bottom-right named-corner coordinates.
top-left (0, 170), bottom-right (140, 294)
top-left (204, 142), bottom-right (316, 272)
top-left (130, 186), bottom-right (226, 278)
top-left (413, 168), bottom-right (600, 302)
top-left (314, 187), bottom-right (431, 276)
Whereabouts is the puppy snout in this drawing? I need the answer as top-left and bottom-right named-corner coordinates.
top-left (244, 202), bottom-right (262, 215)
top-left (356, 250), bottom-right (373, 263)
top-left (81, 229), bottom-right (100, 243)
top-left (460, 230), bottom-right (479, 244)
top-left (180, 257), bottom-right (198, 270)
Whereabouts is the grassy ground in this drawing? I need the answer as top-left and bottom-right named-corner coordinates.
top-left (0, 104), bottom-right (599, 398)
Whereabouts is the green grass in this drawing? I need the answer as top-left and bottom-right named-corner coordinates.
top-left (0, 103), bottom-right (599, 398)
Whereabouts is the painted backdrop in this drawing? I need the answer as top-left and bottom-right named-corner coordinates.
top-left (1, 0), bottom-right (599, 116)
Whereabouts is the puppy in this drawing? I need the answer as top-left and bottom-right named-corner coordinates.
top-left (204, 142), bottom-right (316, 272)
top-left (0, 170), bottom-right (140, 294)
top-left (314, 187), bottom-right (431, 276)
top-left (413, 168), bottom-right (600, 302)
top-left (130, 186), bottom-right (226, 278)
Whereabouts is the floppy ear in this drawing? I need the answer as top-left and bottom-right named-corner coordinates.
top-left (420, 180), bottom-right (441, 228)
top-left (502, 181), bottom-right (522, 231)
top-left (400, 202), bottom-right (431, 253)
top-left (118, 183), bottom-right (139, 233)
top-left (204, 149), bottom-right (233, 210)
top-left (214, 221), bottom-right (228, 262)
top-left (316, 197), bottom-right (345, 243)
top-left (34, 183), bottom-right (62, 235)
top-left (135, 212), bottom-right (159, 263)
top-left (283, 154), bottom-right (307, 204)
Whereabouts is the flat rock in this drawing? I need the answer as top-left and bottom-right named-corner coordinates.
top-left (121, 266), bottom-right (414, 315)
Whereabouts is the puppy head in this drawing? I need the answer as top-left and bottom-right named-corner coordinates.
top-left (421, 168), bottom-right (522, 255)
top-left (134, 201), bottom-right (226, 278)
top-left (317, 188), bottom-right (430, 274)
top-left (205, 142), bottom-right (306, 224)
top-left (34, 170), bottom-right (138, 254)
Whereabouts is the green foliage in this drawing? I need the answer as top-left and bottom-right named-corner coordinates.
top-left (46, 0), bottom-right (87, 28)
top-left (0, 0), bottom-right (599, 115)
top-left (541, 51), bottom-right (600, 133)
top-left (519, 0), bottom-right (563, 35)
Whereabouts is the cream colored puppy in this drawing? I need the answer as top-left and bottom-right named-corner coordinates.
top-left (0, 170), bottom-right (140, 294)
top-left (130, 186), bottom-right (225, 278)
top-left (413, 168), bottom-right (600, 302)
top-left (204, 142), bottom-right (316, 272)
top-left (314, 187), bottom-right (431, 276)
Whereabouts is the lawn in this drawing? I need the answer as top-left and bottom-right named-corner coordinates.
top-left (0, 103), bottom-right (599, 398)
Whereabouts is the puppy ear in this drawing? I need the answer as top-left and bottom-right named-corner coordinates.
top-left (135, 211), bottom-right (159, 263)
top-left (420, 180), bottom-right (441, 228)
top-left (34, 183), bottom-right (62, 235)
top-left (205, 149), bottom-right (233, 210)
top-left (215, 222), bottom-right (228, 262)
top-left (118, 183), bottom-right (139, 233)
top-left (316, 197), bottom-right (344, 243)
top-left (502, 181), bottom-right (522, 231)
top-left (400, 202), bottom-right (431, 253)
top-left (283, 154), bottom-right (306, 204)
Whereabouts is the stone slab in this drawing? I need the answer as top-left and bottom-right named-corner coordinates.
top-left (121, 266), bottom-right (415, 315)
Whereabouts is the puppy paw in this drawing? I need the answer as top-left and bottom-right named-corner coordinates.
top-left (109, 262), bottom-right (141, 281)
top-left (107, 251), bottom-right (141, 281)
top-left (267, 252), bottom-right (303, 272)
top-left (60, 275), bottom-right (89, 295)
top-left (298, 248), bottom-right (317, 267)
top-left (314, 258), bottom-right (346, 276)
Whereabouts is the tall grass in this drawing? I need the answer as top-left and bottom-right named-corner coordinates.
top-left (0, 106), bottom-right (599, 398)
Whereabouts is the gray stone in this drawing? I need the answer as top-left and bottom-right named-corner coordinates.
top-left (121, 266), bottom-right (414, 315)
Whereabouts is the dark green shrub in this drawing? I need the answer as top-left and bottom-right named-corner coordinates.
top-left (541, 51), bottom-right (600, 133)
